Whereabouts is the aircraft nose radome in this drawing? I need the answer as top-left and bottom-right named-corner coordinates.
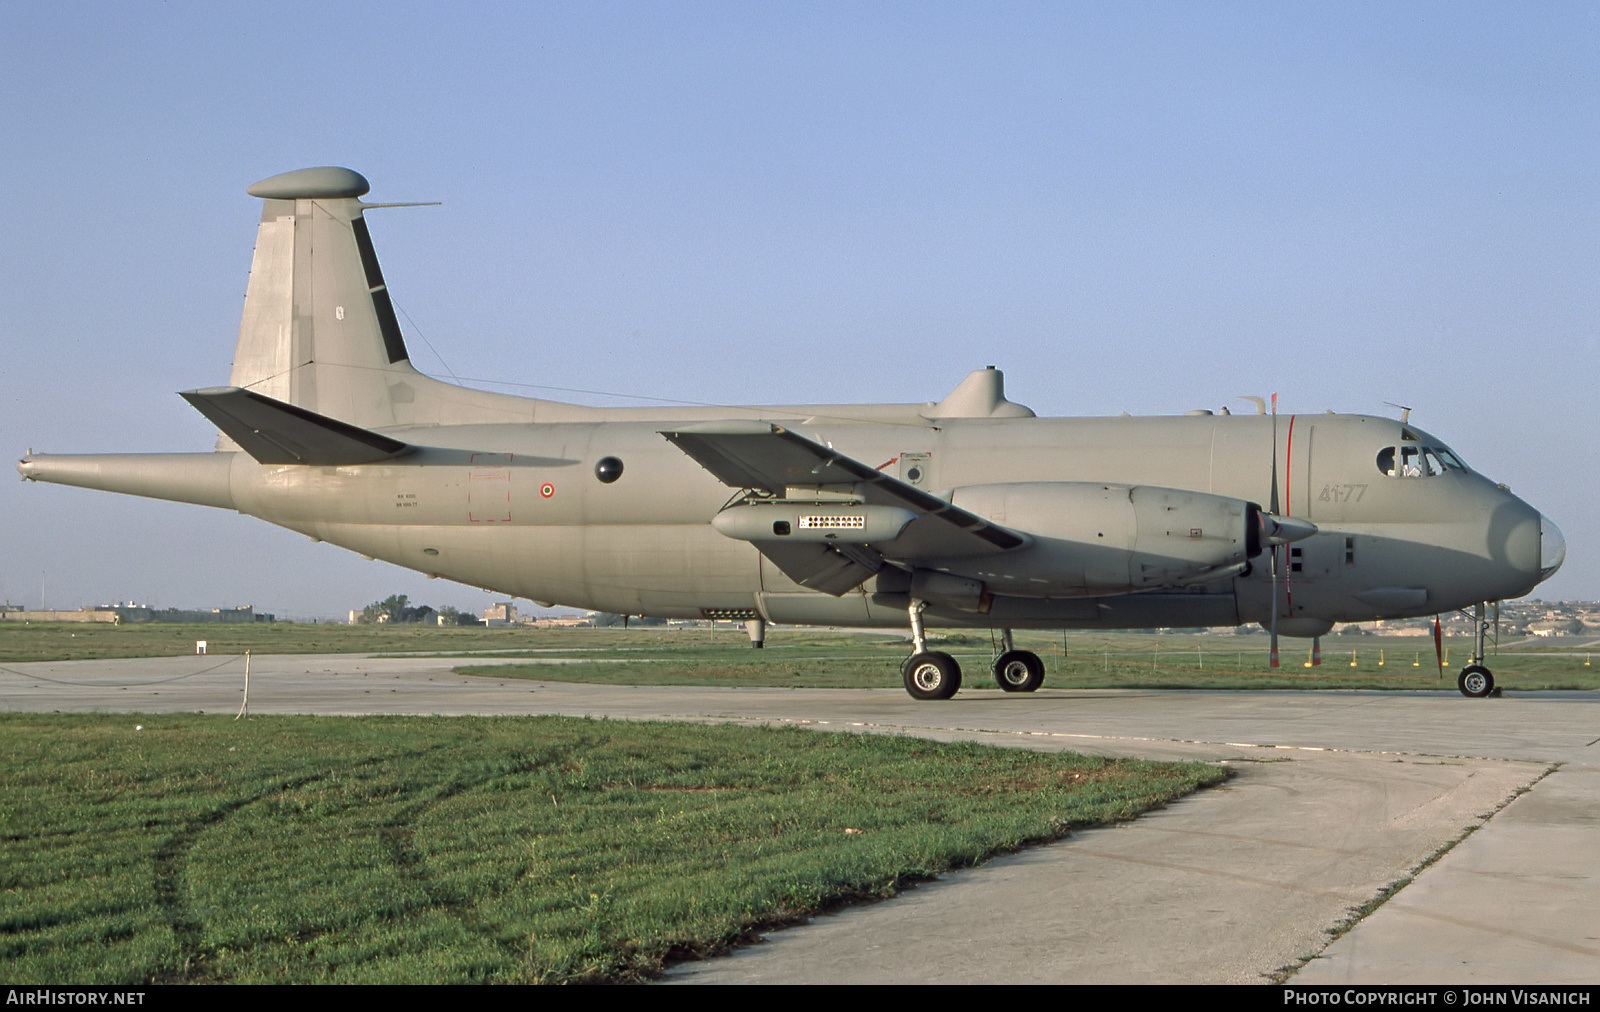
top-left (1540, 513), bottom-right (1566, 581)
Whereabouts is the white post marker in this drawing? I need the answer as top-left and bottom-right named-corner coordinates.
top-left (234, 650), bottom-right (250, 720)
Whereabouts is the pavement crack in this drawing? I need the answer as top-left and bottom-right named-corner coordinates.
top-left (1278, 762), bottom-right (1559, 983)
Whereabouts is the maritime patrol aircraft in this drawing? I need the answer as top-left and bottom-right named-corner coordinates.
top-left (18, 167), bottom-right (1566, 699)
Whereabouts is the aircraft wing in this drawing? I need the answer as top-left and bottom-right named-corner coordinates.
top-left (181, 387), bottom-right (412, 466)
top-left (661, 422), bottom-right (1028, 564)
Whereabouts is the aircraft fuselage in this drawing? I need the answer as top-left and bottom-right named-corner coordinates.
top-left (26, 409), bottom-right (1549, 632)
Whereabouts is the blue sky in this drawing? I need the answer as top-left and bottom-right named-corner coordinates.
top-left (2, 1), bottom-right (1595, 617)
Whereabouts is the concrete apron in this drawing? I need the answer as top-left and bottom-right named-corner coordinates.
top-left (667, 750), bottom-right (1544, 984)
top-left (2, 652), bottom-right (1591, 983)
top-left (1296, 763), bottom-right (1600, 985)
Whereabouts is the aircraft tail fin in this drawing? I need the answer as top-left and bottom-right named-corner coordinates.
top-left (225, 167), bottom-right (423, 440)
top-left (212, 167), bottom-right (608, 443)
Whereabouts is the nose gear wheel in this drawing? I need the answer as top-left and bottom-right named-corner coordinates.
top-left (1458, 664), bottom-right (1494, 698)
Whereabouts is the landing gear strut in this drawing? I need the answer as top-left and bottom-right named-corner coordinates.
top-left (992, 628), bottom-right (1044, 692)
top-left (902, 599), bottom-right (961, 700)
top-left (1457, 602), bottom-right (1496, 698)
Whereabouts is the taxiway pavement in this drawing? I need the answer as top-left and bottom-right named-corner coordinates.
top-left (3, 652), bottom-right (1596, 984)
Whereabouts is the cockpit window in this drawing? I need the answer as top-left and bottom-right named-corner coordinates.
top-left (1377, 443), bottom-right (1469, 477)
top-left (1433, 446), bottom-right (1467, 471)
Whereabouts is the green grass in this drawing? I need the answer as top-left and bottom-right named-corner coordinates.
top-left (454, 629), bottom-right (1600, 692)
top-left (0, 713), bottom-right (1223, 984)
top-left (0, 621), bottom-right (589, 663)
top-left (5, 621), bottom-right (1595, 690)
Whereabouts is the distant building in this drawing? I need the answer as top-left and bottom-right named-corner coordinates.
top-left (483, 602), bottom-right (518, 626)
top-left (0, 603), bottom-right (272, 624)
top-left (0, 607), bottom-right (120, 624)
top-left (100, 604), bottom-right (273, 624)
top-left (529, 615), bottom-right (588, 628)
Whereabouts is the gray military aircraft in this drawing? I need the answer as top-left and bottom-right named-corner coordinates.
top-left (18, 167), bottom-right (1566, 699)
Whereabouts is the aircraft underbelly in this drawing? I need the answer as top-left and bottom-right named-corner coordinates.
top-left (751, 588), bottom-right (1240, 630)
top-left (301, 521), bottom-right (762, 616)
top-left (577, 524), bottom-right (758, 615)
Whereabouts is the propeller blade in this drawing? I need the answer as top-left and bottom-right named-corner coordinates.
top-left (1269, 543), bottom-right (1281, 668)
top-left (1269, 393), bottom-right (1280, 516)
top-left (1268, 393), bottom-right (1281, 669)
top-left (1433, 616), bottom-right (1444, 678)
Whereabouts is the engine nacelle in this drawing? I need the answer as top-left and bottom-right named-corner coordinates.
top-left (943, 482), bottom-right (1258, 596)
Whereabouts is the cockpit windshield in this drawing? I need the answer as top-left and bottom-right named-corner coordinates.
top-left (1376, 443), bottom-right (1468, 478)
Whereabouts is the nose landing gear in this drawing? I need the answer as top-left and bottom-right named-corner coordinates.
top-left (1457, 602), bottom-right (1500, 698)
top-left (1458, 664), bottom-right (1494, 698)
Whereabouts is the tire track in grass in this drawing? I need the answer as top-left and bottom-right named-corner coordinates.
top-left (149, 743), bottom-right (468, 982)
top-left (372, 744), bottom-right (584, 955)
top-left (151, 773), bottom-right (329, 982)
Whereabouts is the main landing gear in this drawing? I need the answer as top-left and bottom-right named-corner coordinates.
top-left (992, 627), bottom-right (1045, 692)
top-left (901, 600), bottom-right (961, 700)
top-left (899, 603), bottom-right (1045, 700)
top-left (903, 650), bottom-right (961, 700)
top-left (1457, 601), bottom-right (1498, 698)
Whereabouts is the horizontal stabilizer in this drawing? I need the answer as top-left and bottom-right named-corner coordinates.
top-left (181, 387), bottom-right (411, 465)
